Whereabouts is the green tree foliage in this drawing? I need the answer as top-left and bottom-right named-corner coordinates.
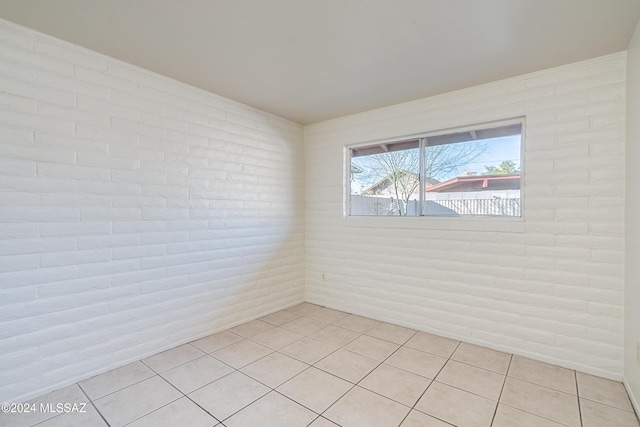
top-left (482, 160), bottom-right (520, 175)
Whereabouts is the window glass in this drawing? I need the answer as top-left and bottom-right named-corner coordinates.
top-left (349, 122), bottom-right (522, 217)
top-left (351, 140), bottom-right (420, 216)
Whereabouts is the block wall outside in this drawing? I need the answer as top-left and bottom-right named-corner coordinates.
top-left (0, 20), bottom-right (305, 402)
top-left (305, 52), bottom-right (627, 380)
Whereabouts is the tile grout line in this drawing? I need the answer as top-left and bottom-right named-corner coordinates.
top-left (489, 353), bottom-right (513, 427)
top-left (231, 307), bottom-right (365, 421)
top-left (505, 374), bottom-right (579, 397)
top-left (345, 329), bottom-right (421, 422)
top-left (399, 339), bottom-right (463, 426)
top-left (175, 308), bottom-right (364, 425)
top-left (269, 388), bottom-right (326, 425)
top-left (508, 375), bottom-right (588, 427)
top-left (576, 370), bottom-right (584, 427)
top-left (578, 395), bottom-right (640, 413)
top-left (493, 358), bottom-right (584, 426)
top-left (137, 342), bottom-right (209, 372)
top-left (269, 364), bottom-right (342, 418)
top-left (298, 337), bottom-right (376, 423)
top-left (76, 383), bottom-right (112, 427)
top-left (302, 316), bottom-right (415, 425)
top-left (138, 360), bottom-right (231, 426)
top-left (83, 365), bottom-right (156, 401)
top-left (182, 391), bottom-right (225, 426)
top-left (284, 314), bottom-right (364, 425)
top-left (27, 384), bottom-right (110, 427)
top-left (123, 373), bottom-right (199, 426)
top-left (180, 371), bottom-right (260, 426)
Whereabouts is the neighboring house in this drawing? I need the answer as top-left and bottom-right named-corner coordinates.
top-left (361, 170), bottom-right (440, 197)
top-left (424, 173), bottom-right (521, 217)
top-left (362, 171), bottom-right (520, 197)
top-left (426, 174), bottom-right (520, 193)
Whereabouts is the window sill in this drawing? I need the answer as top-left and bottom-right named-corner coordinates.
top-left (342, 214), bottom-right (525, 233)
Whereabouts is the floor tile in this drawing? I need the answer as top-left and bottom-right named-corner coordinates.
top-left (333, 314), bottom-right (380, 333)
top-left (10, 305), bottom-right (640, 427)
top-left (324, 386), bottom-right (410, 427)
top-left (79, 361), bottom-right (154, 400)
top-left (230, 319), bottom-right (275, 338)
top-left (359, 363), bottom-right (431, 407)
top-left (577, 371), bottom-right (634, 411)
top-left (277, 367), bottom-right (353, 413)
top-left (366, 322), bottom-right (416, 345)
top-left (142, 344), bottom-right (204, 373)
top-left (280, 336), bottom-right (339, 364)
top-left (93, 376), bottom-right (181, 427)
top-left (250, 327), bottom-right (304, 350)
top-left (492, 404), bottom-right (567, 427)
top-left (0, 385), bottom-right (91, 427)
top-left (508, 356), bottom-right (576, 395)
top-left (190, 330), bottom-right (244, 353)
top-left (500, 377), bottom-right (580, 427)
top-left (385, 346), bottom-right (447, 379)
top-left (285, 302), bottom-right (323, 316)
top-left (280, 317), bottom-right (329, 335)
top-left (160, 355), bottom-right (233, 394)
top-left (241, 352), bottom-right (308, 388)
top-left (400, 410), bottom-right (453, 427)
top-left (307, 307), bottom-right (349, 323)
top-left (188, 371), bottom-right (270, 421)
top-left (580, 398), bottom-right (640, 427)
top-left (435, 360), bottom-right (505, 400)
top-left (315, 349), bottom-right (380, 383)
top-left (260, 309), bottom-right (301, 326)
top-left (343, 334), bottom-right (400, 362)
top-left (451, 342), bottom-right (511, 374)
top-left (126, 397), bottom-right (217, 427)
top-left (211, 339), bottom-right (272, 368)
top-left (32, 404), bottom-right (107, 427)
top-left (308, 416), bottom-right (340, 426)
top-left (310, 325), bottom-right (361, 347)
top-left (225, 391), bottom-right (317, 427)
top-left (415, 381), bottom-right (496, 427)
top-left (404, 331), bottom-right (460, 358)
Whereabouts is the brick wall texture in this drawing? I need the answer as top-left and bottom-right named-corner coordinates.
top-left (0, 20), bottom-right (305, 402)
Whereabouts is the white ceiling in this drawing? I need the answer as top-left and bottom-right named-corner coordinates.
top-left (1, 0), bottom-right (639, 125)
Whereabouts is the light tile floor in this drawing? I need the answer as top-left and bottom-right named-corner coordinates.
top-left (2, 302), bottom-right (639, 427)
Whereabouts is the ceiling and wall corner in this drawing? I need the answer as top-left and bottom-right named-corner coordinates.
top-left (0, 0), bottom-right (639, 125)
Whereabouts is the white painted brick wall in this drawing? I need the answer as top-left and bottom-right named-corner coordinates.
top-left (625, 19), bottom-right (640, 413)
top-left (305, 52), bottom-right (627, 380)
top-left (0, 20), bottom-right (305, 402)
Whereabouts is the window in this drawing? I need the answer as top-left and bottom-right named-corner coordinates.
top-left (349, 120), bottom-right (523, 217)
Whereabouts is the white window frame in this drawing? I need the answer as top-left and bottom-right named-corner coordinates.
top-left (345, 117), bottom-right (525, 218)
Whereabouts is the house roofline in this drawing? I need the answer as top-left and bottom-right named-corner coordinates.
top-left (426, 174), bottom-right (520, 192)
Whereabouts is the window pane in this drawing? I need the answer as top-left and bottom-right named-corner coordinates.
top-left (347, 121), bottom-right (522, 218)
top-left (350, 140), bottom-right (420, 216)
top-left (424, 126), bottom-right (521, 217)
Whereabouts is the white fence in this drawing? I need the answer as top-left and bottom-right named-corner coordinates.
top-left (351, 192), bottom-right (521, 217)
top-left (350, 195), bottom-right (419, 216)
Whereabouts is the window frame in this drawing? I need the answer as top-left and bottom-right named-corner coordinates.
top-left (345, 117), bottom-right (525, 219)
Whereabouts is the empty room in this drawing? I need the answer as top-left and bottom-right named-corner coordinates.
top-left (1, 1), bottom-right (640, 426)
